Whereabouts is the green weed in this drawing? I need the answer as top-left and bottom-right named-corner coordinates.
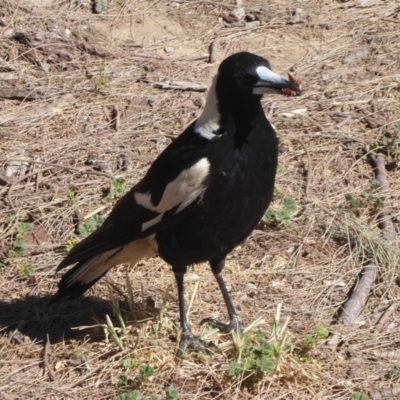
top-left (350, 392), bottom-right (368, 400)
top-left (9, 217), bottom-right (33, 257)
top-left (228, 304), bottom-right (291, 387)
top-left (78, 215), bottom-right (104, 238)
top-left (17, 263), bottom-right (35, 278)
top-left (108, 178), bottom-right (128, 199)
top-left (165, 386), bottom-right (179, 399)
top-left (262, 197), bottom-right (297, 226)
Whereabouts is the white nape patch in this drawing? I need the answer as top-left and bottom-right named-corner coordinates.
top-left (66, 235), bottom-right (158, 286)
top-left (135, 158), bottom-right (210, 224)
top-left (194, 75), bottom-right (220, 140)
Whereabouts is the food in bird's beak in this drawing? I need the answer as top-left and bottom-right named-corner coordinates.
top-left (282, 73), bottom-right (302, 96)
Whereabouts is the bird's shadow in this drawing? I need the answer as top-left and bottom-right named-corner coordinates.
top-left (0, 294), bottom-right (123, 344)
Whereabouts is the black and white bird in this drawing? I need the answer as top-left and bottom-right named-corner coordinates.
top-left (51, 52), bottom-right (301, 355)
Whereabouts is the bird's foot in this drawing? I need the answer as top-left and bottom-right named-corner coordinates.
top-left (177, 331), bottom-right (216, 358)
top-left (176, 332), bottom-right (217, 358)
top-left (200, 316), bottom-right (242, 334)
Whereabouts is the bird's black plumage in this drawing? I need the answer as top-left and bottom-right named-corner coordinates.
top-left (51, 52), bottom-right (301, 355)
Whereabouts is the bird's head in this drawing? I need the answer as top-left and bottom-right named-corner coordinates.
top-left (217, 52), bottom-right (302, 98)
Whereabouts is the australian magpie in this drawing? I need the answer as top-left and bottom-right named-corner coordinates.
top-left (51, 52), bottom-right (302, 355)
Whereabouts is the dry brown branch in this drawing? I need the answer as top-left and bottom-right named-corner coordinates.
top-left (6, 161), bottom-right (114, 212)
top-left (370, 153), bottom-right (396, 244)
top-left (133, 53), bottom-right (209, 62)
top-left (370, 154), bottom-right (389, 192)
top-left (0, 93), bottom-right (75, 126)
top-left (154, 81), bottom-right (207, 91)
top-left (0, 87), bottom-right (44, 101)
top-left (370, 386), bottom-right (400, 400)
top-left (372, 349), bottom-right (400, 360)
top-left (374, 302), bottom-right (399, 332)
top-left (337, 263), bottom-right (377, 325)
top-left (7, 167), bottom-right (54, 211)
top-left (209, 38), bottom-right (220, 63)
top-left (298, 139), bottom-right (312, 200)
top-left (335, 115), bottom-right (352, 129)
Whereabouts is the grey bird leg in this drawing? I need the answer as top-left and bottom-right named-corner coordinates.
top-left (173, 267), bottom-right (214, 357)
top-left (201, 257), bottom-right (242, 333)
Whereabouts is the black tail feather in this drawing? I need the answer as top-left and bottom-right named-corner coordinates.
top-left (49, 261), bottom-right (109, 305)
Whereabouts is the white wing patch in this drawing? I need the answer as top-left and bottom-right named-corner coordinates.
top-left (194, 75), bottom-right (220, 140)
top-left (135, 158), bottom-right (210, 232)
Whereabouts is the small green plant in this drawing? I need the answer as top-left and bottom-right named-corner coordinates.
top-left (106, 314), bottom-right (124, 350)
top-left (154, 285), bottom-right (171, 333)
top-left (345, 191), bottom-right (384, 216)
top-left (315, 325), bottom-right (329, 339)
top-left (67, 189), bottom-right (77, 205)
top-left (78, 215), bottom-right (104, 238)
top-left (87, 61), bottom-right (109, 91)
top-left (9, 218), bottom-right (33, 257)
top-left (349, 392), bottom-right (369, 400)
top-left (228, 306), bottom-right (291, 387)
top-left (390, 365), bottom-right (400, 377)
top-left (165, 385), bottom-right (179, 399)
top-left (138, 364), bottom-right (154, 382)
top-left (300, 325), bottom-right (329, 355)
top-left (65, 238), bottom-right (79, 252)
top-left (262, 197), bottom-right (297, 226)
top-left (17, 263), bottom-right (35, 278)
top-left (366, 121), bottom-right (400, 163)
top-left (114, 390), bottom-right (155, 400)
top-left (118, 375), bottom-right (132, 387)
top-left (122, 359), bottom-right (138, 369)
top-left (108, 178), bottom-right (128, 199)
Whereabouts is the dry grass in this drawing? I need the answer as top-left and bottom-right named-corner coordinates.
top-left (1, 0), bottom-right (400, 399)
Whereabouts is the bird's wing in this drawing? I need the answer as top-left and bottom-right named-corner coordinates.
top-left (57, 137), bottom-right (211, 271)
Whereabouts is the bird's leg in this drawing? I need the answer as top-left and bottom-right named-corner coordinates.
top-left (200, 257), bottom-right (242, 333)
top-left (173, 267), bottom-right (214, 357)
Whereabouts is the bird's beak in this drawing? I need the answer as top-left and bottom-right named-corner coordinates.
top-left (252, 66), bottom-right (302, 96)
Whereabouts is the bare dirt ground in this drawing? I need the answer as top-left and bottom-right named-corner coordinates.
top-left (1, 1), bottom-right (400, 399)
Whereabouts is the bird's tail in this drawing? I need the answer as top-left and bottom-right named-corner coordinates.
top-left (50, 236), bottom-right (158, 304)
top-left (50, 249), bottom-right (121, 303)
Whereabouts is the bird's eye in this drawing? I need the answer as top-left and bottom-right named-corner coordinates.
top-left (233, 74), bottom-right (244, 85)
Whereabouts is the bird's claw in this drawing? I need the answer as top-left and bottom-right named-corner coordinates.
top-left (200, 316), bottom-right (242, 334)
top-left (177, 331), bottom-right (216, 358)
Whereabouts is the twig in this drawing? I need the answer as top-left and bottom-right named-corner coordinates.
top-left (43, 335), bottom-right (55, 382)
top-left (6, 160), bottom-right (114, 212)
top-left (298, 139), bottom-right (312, 201)
top-left (154, 81), bottom-right (207, 91)
top-left (133, 53), bottom-right (209, 62)
top-left (382, 18), bottom-right (400, 24)
top-left (335, 115), bottom-right (352, 129)
top-left (372, 349), bottom-right (400, 360)
top-left (370, 385), bottom-right (400, 400)
top-left (267, 101), bottom-right (276, 119)
top-left (337, 263), bottom-right (377, 325)
top-left (209, 38), bottom-right (219, 63)
top-left (0, 173), bottom-right (12, 186)
top-left (7, 167), bottom-right (54, 211)
top-left (370, 153), bottom-right (396, 244)
top-left (0, 87), bottom-right (44, 101)
top-left (169, 0), bottom-right (265, 13)
top-left (374, 302), bottom-right (399, 332)
top-left (370, 154), bottom-right (389, 192)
